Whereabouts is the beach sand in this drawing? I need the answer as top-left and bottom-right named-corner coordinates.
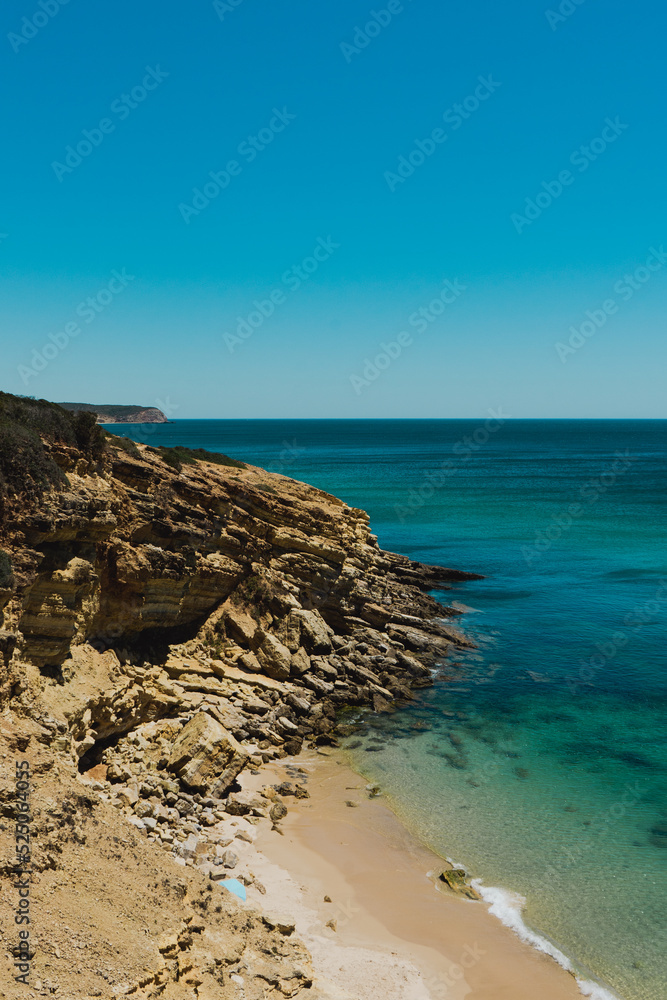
top-left (246, 750), bottom-right (589, 1000)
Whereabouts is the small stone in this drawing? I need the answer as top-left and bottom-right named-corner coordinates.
top-left (117, 786), bottom-right (139, 807)
top-left (221, 850), bottom-right (239, 869)
top-left (179, 834), bottom-right (199, 859)
top-left (262, 913), bottom-right (295, 935)
top-left (326, 918), bottom-right (337, 932)
top-left (270, 801), bottom-right (288, 823)
top-left (324, 895), bottom-right (332, 903)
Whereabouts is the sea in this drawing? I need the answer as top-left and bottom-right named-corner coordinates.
top-left (110, 418), bottom-right (666, 1000)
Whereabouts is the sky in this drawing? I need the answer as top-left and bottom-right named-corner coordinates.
top-left (1, 0), bottom-right (665, 418)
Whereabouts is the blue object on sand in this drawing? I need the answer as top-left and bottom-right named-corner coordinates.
top-left (221, 878), bottom-right (247, 901)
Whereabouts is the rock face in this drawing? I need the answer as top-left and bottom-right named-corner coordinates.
top-left (0, 433), bottom-right (480, 672)
top-left (0, 426), bottom-right (482, 792)
top-left (167, 712), bottom-right (248, 793)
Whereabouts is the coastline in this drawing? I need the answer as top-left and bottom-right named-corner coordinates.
top-left (244, 749), bottom-right (600, 1000)
top-left (2, 404), bottom-right (657, 998)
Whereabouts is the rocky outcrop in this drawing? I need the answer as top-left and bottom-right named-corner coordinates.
top-left (0, 428), bottom-right (482, 798)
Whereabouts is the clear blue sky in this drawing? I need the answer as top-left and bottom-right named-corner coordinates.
top-left (1, 0), bottom-right (665, 417)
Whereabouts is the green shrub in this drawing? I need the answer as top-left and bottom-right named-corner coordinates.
top-left (72, 410), bottom-right (105, 457)
top-left (155, 446), bottom-right (246, 473)
top-left (0, 550), bottom-right (14, 589)
top-left (0, 392), bottom-right (103, 515)
top-left (0, 421), bottom-right (67, 500)
top-left (110, 436), bottom-right (141, 459)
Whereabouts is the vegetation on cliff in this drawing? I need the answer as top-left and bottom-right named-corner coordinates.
top-left (0, 391), bottom-right (104, 508)
top-left (0, 393), bottom-right (245, 521)
top-left (151, 445), bottom-right (246, 472)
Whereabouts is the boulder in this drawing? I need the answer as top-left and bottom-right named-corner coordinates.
top-left (303, 673), bottom-right (334, 697)
top-left (225, 790), bottom-right (267, 816)
top-left (222, 603), bottom-right (258, 646)
top-left (294, 609), bottom-right (333, 654)
top-left (290, 647), bottom-right (311, 677)
top-left (270, 801), bottom-right (288, 823)
top-left (438, 868), bottom-right (480, 900)
top-left (237, 651), bottom-right (262, 674)
top-left (167, 712), bottom-right (248, 794)
top-left (255, 631), bottom-right (292, 681)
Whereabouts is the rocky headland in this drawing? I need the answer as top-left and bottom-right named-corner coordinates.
top-left (57, 403), bottom-right (168, 424)
top-left (0, 394), bottom-right (484, 999)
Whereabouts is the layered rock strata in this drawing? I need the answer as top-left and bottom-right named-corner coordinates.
top-left (1, 436), bottom-right (480, 766)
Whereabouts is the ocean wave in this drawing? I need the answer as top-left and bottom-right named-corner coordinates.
top-left (470, 880), bottom-right (622, 1000)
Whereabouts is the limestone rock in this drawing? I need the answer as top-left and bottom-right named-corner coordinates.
top-left (254, 631), bottom-right (292, 681)
top-left (222, 603), bottom-right (258, 646)
top-left (225, 790), bottom-right (267, 816)
top-left (290, 647), bottom-right (311, 677)
top-left (167, 712), bottom-right (248, 793)
top-left (438, 868), bottom-right (480, 900)
top-left (293, 609), bottom-right (333, 654)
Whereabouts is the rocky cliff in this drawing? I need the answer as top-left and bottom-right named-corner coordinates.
top-left (1, 421), bottom-right (480, 760)
top-left (0, 404), bottom-right (483, 997)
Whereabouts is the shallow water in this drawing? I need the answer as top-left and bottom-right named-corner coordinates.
top-left (113, 419), bottom-right (666, 1000)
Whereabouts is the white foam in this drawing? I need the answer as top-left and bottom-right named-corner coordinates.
top-left (575, 980), bottom-right (621, 1000)
top-left (471, 880), bottom-right (623, 1000)
top-left (445, 855), bottom-right (467, 871)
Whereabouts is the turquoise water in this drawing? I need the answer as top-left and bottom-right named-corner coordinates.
top-left (112, 419), bottom-right (666, 999)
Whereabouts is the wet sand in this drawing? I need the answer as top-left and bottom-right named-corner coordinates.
top-left (251, 750), bottom-right (589, 1000)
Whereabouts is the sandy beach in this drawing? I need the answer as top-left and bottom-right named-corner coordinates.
top-left (243, 750), bottom-right (588, 1000)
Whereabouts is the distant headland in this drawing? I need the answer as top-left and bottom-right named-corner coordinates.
top-left (58, 402), bottom-right (168, 424)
